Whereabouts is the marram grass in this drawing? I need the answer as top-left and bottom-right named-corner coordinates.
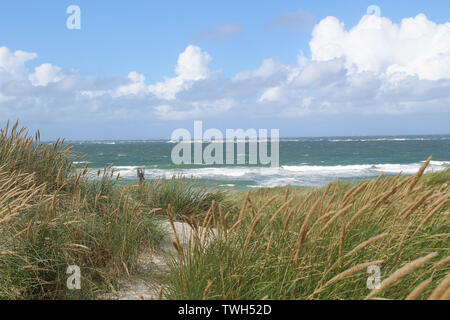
top-left (166, 161), bottom-right (449, 300)
top-left (0, 122), bottom-right (165, 299)
top-left (0, 121), bottom-right (448, 300)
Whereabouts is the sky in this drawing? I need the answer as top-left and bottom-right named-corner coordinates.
top-left (0, 0), bottom-right (449, 140)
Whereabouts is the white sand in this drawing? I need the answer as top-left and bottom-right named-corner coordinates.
top-left (114, 220), bottom-right (216, 300)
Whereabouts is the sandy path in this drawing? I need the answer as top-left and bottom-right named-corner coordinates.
top-left (115, 220), bottom-right (215, 300)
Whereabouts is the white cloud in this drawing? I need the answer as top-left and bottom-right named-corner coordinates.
top-left (176, 45), bottom-right (212, 81)
top-left (233, 58), bottom-right (289, 82)
top-left (113, 71), bottom-right (147, 97)
top-left (293, 59), bottom-right (346, 88)
top-left (0, 12), bottom-right (449, 127)
top-left (29, 63), bottom-right (63, 87)
top-left (259, 86), bottom-right (283, 102)
top-left (310, 14), bottom-right (450, 80)
top-left (0, 46), bottom-right (36, 81)
top-left (254, 13), bottom-right (450, 116)
top-left (148, 45), bottom-right (212, 100)
top-left (147, 77), bottom-right (186, 101)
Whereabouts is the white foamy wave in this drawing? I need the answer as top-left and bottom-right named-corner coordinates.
top-left (75, 141), bottom-right (116, 145)
top-left (106, 160), bottom-right (448, 187)
top-left (112, 166), bottom-right (142, 178)
top-left (328, 137), bottom-right (450, 142)
top-left (428, 160), bottom-right (449, 166)
top-left (167, 139), bottom-right (273, 144)
top-left (165, 137), bottom-right (450, 144)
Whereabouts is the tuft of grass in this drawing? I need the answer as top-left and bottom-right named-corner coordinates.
top-left (425, 168), bottom-right (450, 188)
top-left (1, 120), bottom-right (448, 300)
top-left (0, 120), bottom-right (74, 190)
top-left (0, 122), bottom-right (164, 299)
top-left (166, 166), bottom-right (450, 300)
top-left (130, 175), bottom-right (233, 220)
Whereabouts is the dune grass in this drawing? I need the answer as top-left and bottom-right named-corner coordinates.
top-left (0, 121), bottom-right (74, 190)
top-left (0, 121), bottom-right (233, 299)
top-left (166, 164), bottom-right (449, 300)
top-left (0, 122), bottom-right (165, 299)
top-left (0, 121), bottom-right (448, 300)
top-left (129, 175), bottom-right (233, 220)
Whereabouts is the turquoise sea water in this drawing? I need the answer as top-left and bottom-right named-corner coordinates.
top-left (70, 135), bottom-right (450, 189)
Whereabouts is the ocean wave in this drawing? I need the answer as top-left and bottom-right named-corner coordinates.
top-left (102, 160), bottom-right (448, 187)
top-left (328, 137), bottom-right (450, 142)
top-left (66, 136), bottom-right (450, 145)
top-left (166, 139), bottom-right (274, 144)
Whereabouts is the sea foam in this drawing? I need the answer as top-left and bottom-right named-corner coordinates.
top-left (105, 161), bottom-right (448, 187)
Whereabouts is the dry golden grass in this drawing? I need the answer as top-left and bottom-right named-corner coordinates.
top-left (428, 273), bottom-right (450, 300)
top-left (405, 278), bottom-right (432, 300)
top-left (0, 122), bottom-right (165, 299)
top-left (365, 252), bottom-right (438, 299)
top-left (1, 121), bottom-right (448, 300)
top-left (167, 161), bottom-right (449, 300)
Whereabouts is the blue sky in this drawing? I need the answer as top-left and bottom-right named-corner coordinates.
top-left (0, 0), bottom-right (449, 140)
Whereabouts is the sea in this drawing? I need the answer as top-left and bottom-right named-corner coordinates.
top-left (69, 135), bottom-right (450, 190)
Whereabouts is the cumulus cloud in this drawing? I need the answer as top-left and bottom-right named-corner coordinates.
top-left (310, 14), bottom-right (450, 80)
top-left (148, 45), bottom-right (212, 100)
top-left (0, 12), bottom-right (449, 128)
top-left (113, 71), bottom-right (147, 97)
top-left (175, 45), bottom-right (212, 80)
top-left (0, 46), bottom-right (37, 81)
top-left (253, 13), bottom-right (450, 117)
top-left (29, 63), bottom-right (63, 87)
top-left (233, 58), bottom-right (291, 82)
top-left (259, 86), bottom-right (284, 102)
